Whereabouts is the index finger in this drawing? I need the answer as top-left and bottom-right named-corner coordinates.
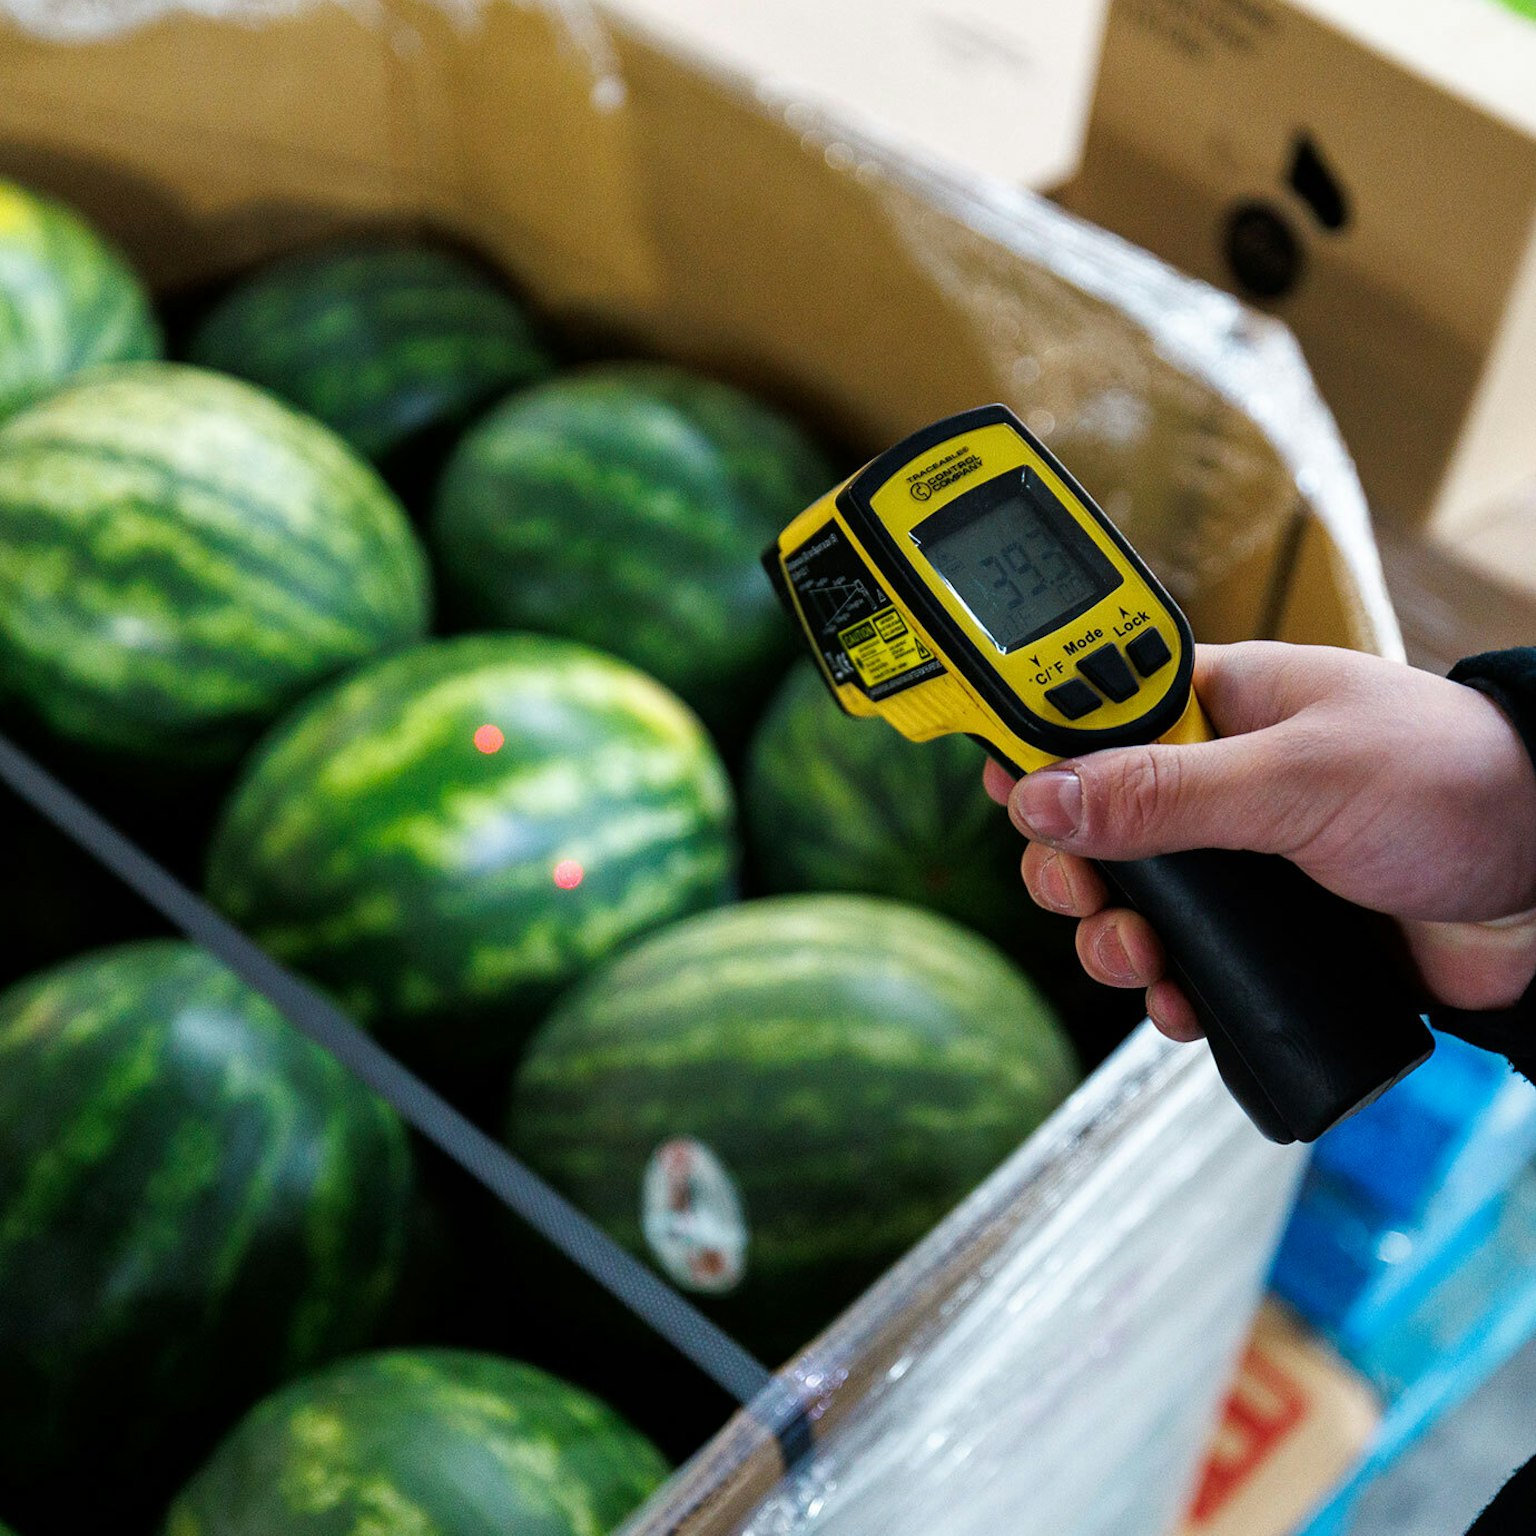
top-left (983, 756), bottom-right (1015, 806)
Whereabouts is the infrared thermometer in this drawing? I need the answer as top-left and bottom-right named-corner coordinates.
top-left (763, 404), bottom-right (1432, 1143)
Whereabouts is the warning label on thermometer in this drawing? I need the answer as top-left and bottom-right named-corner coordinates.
top-left (782, 521), bottom-right (944, 700)
top-left (839, 606), bottom-right (935, 689)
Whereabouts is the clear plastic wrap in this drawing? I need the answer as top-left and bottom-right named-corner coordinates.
top-left (623, 1028), bottom-right (1303, 1536)
top-left (620, 42), bottom-right (1398, 650)
top-left (814, 115), bottom-right (1390, 614)
top-left (0, 3), bottom-right (1398, 1532)
top-left (619, 13), bottom-right (1398, 654)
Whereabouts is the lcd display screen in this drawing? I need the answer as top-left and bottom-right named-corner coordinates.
top-left (913, 471), bottom-right (1119, 651)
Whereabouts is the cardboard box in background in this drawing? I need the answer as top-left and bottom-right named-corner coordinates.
top-left (1378, 514), bottom-right (1536, 677)
top-left (601, 0), bottom-right (1110, 191)
top-left (1060, 0), bottom-right (1536, 550)
top-left (1176, 1304), bottom-right (1381, 1536)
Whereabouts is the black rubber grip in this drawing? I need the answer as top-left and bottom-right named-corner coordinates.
top-left (1102, 851), bottom-right (1434, 1143)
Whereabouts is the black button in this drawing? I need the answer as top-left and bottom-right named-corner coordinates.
top-left (1045, 679), bottom-right (1102, 720)
top-left (1126, 628), bottom-right (1173, 679)
top-left (1077, 642), bottom-right (1138, 703)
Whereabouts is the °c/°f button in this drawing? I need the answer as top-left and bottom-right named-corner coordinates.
top-left (1044, 678), bottom-right (1102, 721)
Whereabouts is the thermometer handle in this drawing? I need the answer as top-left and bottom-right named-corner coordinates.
top-left (1100, 851), bottom-right (1433, 1143)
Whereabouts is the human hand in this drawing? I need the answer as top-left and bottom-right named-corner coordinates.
top-left (984, 641), bottom-right (1536, 1041)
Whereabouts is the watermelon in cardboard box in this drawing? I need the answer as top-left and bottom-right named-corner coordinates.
top-left (0, 3), bottom-right (1398, 1533)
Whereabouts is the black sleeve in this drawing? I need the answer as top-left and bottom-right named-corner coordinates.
top-left (1468, 1454), bottom-right (1536, 1533)
top-left (1449, 649), bottom-right (1536, 778)
top-left (1426, 650), bottom-right (1536, 1083)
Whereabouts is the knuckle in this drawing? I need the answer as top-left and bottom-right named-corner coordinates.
top-left (1252, 725), bottom-right (1336, 855)
top-left (1101, 748), bottom-right (1181, 847)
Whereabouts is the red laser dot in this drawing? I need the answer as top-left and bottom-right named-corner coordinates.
top-left (552, 859), bottom-right (585, 890)
top-left (473, 724), bottom-right (504, 755)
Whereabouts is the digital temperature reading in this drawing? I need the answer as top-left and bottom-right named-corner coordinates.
top-left (912, 469), bottom-right (1118, 651)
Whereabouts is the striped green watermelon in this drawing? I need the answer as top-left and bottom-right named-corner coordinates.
top-left (0, 940), bottom-right (413, 1516)
top-left (746, 661), bottom-right (1071, 957)
top-left (507, 895), bottom-right (1079, 1362)
top-left (187, 239), bottom-right (551, 464)
top-left (206, 634), bottom-right (738, 1072)
top-left (0, 362), bottom-right (430, 769)
top-left (0, 179), bottom-right (160, 420)
top-left (163, 1351), bottom-right (668, 1536)
top-left (429, 362), bottom-right (834, 737)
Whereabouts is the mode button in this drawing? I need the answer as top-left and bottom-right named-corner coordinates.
top-left (1076, 642), bottom-right (1138, 703)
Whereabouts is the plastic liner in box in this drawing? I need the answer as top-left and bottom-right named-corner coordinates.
top-left (624, 1027), bottom-right (1302, 1536)
top-left (754, 97), bottom-right (1394, 621)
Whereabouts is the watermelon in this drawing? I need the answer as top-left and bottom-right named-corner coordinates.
top-left (746, 660), bottom-right (1079, 957)
top-left (162, 1350), bottom-right (668, 1536)
top-left (186, 239), bottom-right (551, 464)
top-left (507, 895), bottom-right (1080, 1362)
top-left (0, 362), bottom-right (430, 769)
top-left (429, 362), bottom-right (834, 736)
top-left (0, 940), bottom-right (413, 1515)
top-left (206, 634), bottom-right (737, 1072)
top-left (0, 179), bottom-right (160, 420)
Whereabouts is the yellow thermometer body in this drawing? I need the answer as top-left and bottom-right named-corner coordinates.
top-left (766, 409), bottom-right (1210, 772)
top-left (764, 405), bottom-right (1433, 1145)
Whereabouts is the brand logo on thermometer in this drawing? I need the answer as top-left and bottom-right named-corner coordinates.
top-left (907, 447), bottom-right (984, 501)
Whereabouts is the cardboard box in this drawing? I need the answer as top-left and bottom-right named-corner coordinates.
top-left (1061, 0), bottom-right (1536, 541)
top-left (0, 0), bottom-right (1404, 654)
top-left (1433, 472), bottom-right (1536, 602)
top-left (0, 3), bottom-right (1397, 1531)
top-left (1378, 515), bottom-right (1536, 677)
top-left (599, 0), bottom-right (1110, 191)
top-left (1176, 1303), bottom-right (1381, 1536)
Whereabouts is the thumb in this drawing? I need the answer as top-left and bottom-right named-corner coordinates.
top-left (1007, 731), bottom-right (1320, 862)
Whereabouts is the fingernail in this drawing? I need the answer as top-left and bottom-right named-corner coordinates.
top-left (1038, 851), bottom-right (1076, 913)
top-left (1013, 768), bottom-right (1082, 842)
top-left (1093, 925), bottom-right (1137, 984)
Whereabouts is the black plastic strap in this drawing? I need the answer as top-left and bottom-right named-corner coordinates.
top-left (0, 729), bottom-right (812, 1468)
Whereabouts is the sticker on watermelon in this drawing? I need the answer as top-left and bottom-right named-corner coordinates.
top-left (641, 1137), bottom-right (748, 1295)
